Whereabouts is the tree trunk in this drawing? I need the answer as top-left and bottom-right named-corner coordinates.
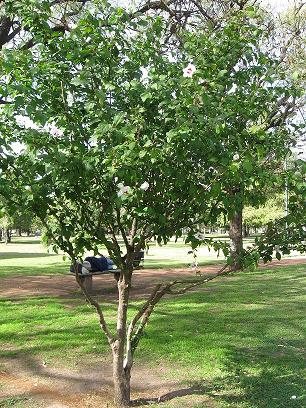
top-left (4, 228), bottom-right (11, 244)
top-left (112, 342), bottom-right (131, 407)
top-left (228, 209), bottom-right (243, 270)
top-left (112, 272), bottom-right (132, 407)
top-left (18, 228), bottom-right (22, 236)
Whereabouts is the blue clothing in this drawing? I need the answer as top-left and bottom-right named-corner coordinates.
top-left (85, 256), bottom-right (109, 271)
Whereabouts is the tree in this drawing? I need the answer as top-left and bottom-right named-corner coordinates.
top-left (0, 206), bottom-right (12, 243)
top-left (136, 0), bottom-right (305, 269)
top-left (256, 159), bottom-right (306, 261)
top-left (0, 2), bottom-right (303, 406)
top-left (11, 210), bottom-right (36, 236)
top-left (243, 195), bottom-right (284, 231)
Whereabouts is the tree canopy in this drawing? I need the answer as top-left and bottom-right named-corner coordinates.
top-left (0, 3), bottom-right (302, 263)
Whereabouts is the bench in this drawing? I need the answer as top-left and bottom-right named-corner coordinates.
top-left (71, 251), bottom-right (144, 292)
top-left (78, 270), bottom-right (121, 292)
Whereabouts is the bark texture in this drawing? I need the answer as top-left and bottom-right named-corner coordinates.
top-left (112, 272), bottom-right (132, 407)
top-left (4, 228), bottom-right (11, 244)
top-left (228, 209), bottom-right (243, 270)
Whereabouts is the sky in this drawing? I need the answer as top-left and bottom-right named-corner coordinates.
top-left (262, 0), bottom-right (296, 12)
top-left (115, 0), bottom-right (297, 13)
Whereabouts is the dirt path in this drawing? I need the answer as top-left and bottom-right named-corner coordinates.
top-left (0, 258), bottom-right (305, 407)
top-left (0, 357), bottom-right (183, 408)
top-left (1, 258), bottom-right (305, 300)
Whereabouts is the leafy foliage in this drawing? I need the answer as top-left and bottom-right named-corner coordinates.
top-left (256, 160), bottom-right (306, 262)
top-left (243, 195), bottom-right (284, 229)
top-left (0, 2), bottom-right (303, 268)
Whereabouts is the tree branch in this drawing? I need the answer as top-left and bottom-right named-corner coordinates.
top-left (128, 263), bottom-right (231, 358)
top-left (190, 0), bottom-right (216, 25)
top-left (116, 207), bottom-right (130, 250)
top-left (72, 261), bottom-right (116, 345)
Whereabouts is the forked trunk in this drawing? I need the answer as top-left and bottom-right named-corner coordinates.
top-left (229, 209), bottom-right (243, 270)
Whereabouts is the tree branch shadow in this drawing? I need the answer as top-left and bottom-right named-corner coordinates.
top-left (131, 384), bottom-right (212, 406)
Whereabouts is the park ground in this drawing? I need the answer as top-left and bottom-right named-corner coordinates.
top-left (0, 237), bottom-right (305, 408)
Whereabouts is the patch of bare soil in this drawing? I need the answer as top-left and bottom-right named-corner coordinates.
top-left (1, 258), bottom-right (304, 301)
top-left (0, 355), bottom-right (201, 408)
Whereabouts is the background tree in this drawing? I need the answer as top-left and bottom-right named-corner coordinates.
top-left (0, 207), bottom-right (12, 244)
top-left (256, 158), bottom-right (306, 261)
top-left (11, 210), bottom-right (36, 236)
top-left (243, 195), bottom-right (284, 233)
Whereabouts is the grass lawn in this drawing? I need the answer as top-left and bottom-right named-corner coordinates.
top-left (0, 236), bottom-right (305, 408)
top-left (0, 236), bottom-right (226, 277)
top-left (1, 236), bottom-right (303, 277)
top-left (0, 237), bottom-right (68, 277)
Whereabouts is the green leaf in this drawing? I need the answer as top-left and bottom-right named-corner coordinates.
top-left (71, 77), bottom-right (87, 86)
top-left (141, 92), bottom-right (152, 102)
top-left (217, 69), bottom-right (227, 78)
top-left (242, 160), bottom-right (253, 172)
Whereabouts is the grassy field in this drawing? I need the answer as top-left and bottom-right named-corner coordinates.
top-left (0, 237), bottom-right (305, 407)
top-left (0, 235), bottom-right (227, 277)
top-left (0, 235), bottom-right (303, 277)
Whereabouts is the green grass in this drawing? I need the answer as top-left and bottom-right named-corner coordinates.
top-left (0, 296), bottom-right (116, 363)
top-left (0, 237), bottom-right (305, 407)
top-left (0, 396), bottom-right (35, 408)
top-left (0, 236), bottom-right (226, 277)
top-left (138, 263), bottom-right (306, 407)
top-left (0, 237), bottom-right (68, 277)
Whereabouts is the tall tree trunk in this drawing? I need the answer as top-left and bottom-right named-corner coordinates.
top-left (112, 272), bottom-right (132, 407)
top-left (4, 228), bottom-right (11, 244)
top-left (228, 209), bottom-right (243, 271)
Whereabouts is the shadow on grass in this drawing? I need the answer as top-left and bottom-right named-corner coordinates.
top-left (0, 252), bottom-right (58, 260)
top-left (131, 384), bottom-right (212, 406)
top-left (2, 239), bottom-right (41, 245)
top-left (210, 345), bottom-right (306, 408)
top-left (132, 342), bottom-right (305, 407)
top-left (143, 259), bottom-right (222, 269)
top-left (0, 263), bottom-right (68, 277)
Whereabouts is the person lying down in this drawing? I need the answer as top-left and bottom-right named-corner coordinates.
top-left (70, 255), bottom-right (117, 274)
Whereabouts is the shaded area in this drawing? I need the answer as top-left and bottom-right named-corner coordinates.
top-left (133, 340), bottom-right (306, 408)
top-left (144, 258), bottom-right (221, 269)
top-left (2, 239), bottom-right (41, 245)
top-left (134, 263), bottom-right (306, 407)
top-left (0, 252), bottom-right (58, 260)
top-left (0, 263), bottom-right (68, 278)
top-left (131, 384), bottom-right (213, 406)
